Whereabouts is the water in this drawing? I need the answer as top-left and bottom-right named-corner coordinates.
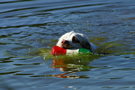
top-left (0, 0), bottom-right (135, 90)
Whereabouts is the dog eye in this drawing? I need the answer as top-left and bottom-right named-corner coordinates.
top-left (72, 36), bottom-right (80, 43)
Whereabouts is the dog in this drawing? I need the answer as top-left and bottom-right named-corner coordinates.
top-left (56, 31), bottom-right (96, 52)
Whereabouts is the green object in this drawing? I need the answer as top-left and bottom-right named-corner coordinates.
top-left (79, 48), bottom-right (93, 55)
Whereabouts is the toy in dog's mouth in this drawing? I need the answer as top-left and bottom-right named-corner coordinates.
top-left (51, 46), bottom-right (93, 56)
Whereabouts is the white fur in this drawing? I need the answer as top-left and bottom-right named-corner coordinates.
top-left (56, 31), bottom-right (96, 52)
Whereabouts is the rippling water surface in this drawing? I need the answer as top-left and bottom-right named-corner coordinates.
top-left (0, 0), bottom-right (135, 90)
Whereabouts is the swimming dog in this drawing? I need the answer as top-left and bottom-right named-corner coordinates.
top-left (56, 31), bottom-right (96, 52)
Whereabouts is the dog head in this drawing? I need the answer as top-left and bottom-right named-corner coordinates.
top-left (56, 31), bottom-right (92, 50)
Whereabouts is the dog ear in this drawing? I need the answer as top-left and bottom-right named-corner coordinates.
top-left (81, 42), bottom-right (92, 51)
top-left (72, 36), bottom-right (80, 43)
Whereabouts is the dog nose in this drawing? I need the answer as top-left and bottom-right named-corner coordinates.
top-left (62, 40), bottom-right (69, 44)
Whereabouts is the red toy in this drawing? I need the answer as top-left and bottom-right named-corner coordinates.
top-left (51, 46), bottom-right (92, 56)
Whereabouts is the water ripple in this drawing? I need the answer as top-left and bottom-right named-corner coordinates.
top-left (0, 0), bottom-right (135, 90)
